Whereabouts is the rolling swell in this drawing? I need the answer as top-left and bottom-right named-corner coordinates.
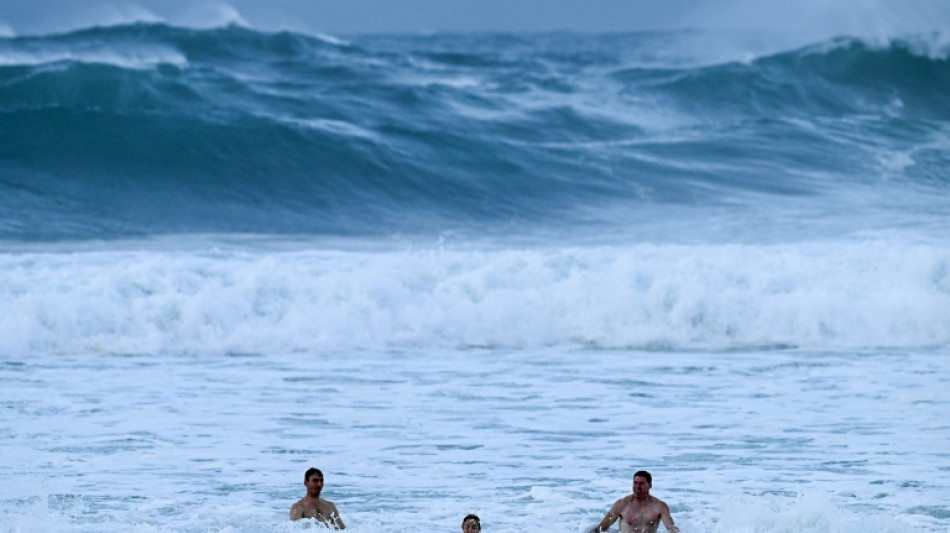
top-left (620, 37), bottom-right (950, 121)
top-left (1, 24), bottom-right (948, 241)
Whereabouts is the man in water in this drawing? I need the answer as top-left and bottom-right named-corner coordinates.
top-left (591, 471), bottom-right (678, 533)
top-left (461, 513), bottom-right (481, 532)
top-left (290, 467), bottom-right (346, 528)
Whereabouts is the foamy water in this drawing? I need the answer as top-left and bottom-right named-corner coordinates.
top-left (2, 346), bottom-right (947, 532)
top-left (2, 238), bottom-right (948, 356)
top-left (2, 17), bottom-right (949, 533)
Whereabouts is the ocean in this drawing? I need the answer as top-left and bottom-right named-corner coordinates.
top-left (1, 21), bottom-right (949, 533)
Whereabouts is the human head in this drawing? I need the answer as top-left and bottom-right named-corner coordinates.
top-left (304, 468), bottom-right (325, 497)
top-left (462, 514), bottom-right (481, 532)
top-left (633, 470), bottom-right (652, 485)
top-left (305, 467), bottom-right (324, 482)
top-left (633, 470), bottom-right (652, 497)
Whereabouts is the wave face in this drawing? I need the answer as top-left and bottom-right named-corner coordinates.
top-left (1, 25), bottom-right (948, 241)
top-left (1, 25), bottom-right (948, 353)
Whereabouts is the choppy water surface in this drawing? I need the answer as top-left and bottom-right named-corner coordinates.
top-left (2, 18), bottom-right (949, 533)
top-left (2, 348), bottom-right (947, 532)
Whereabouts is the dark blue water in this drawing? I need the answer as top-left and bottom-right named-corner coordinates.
top-left (2, 25), bottom-right (949, 533)
top-left (2, 24), bottom-right (948, 242)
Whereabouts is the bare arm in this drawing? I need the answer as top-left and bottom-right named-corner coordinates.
top-left (660, 501), bottom-right (678, 533)
top-left (592, 499), bottom-right (624, 532)
top-left (328, 502), bottom-right (346, 529)
top-left (290, 502), bottom-right (303, 521)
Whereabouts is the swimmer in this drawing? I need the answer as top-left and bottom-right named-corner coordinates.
top-left (290, 467), bottom-right (346, 529)
top-left (591, 471), bottom-right (677, 533)
top-left (462, 514), bottom-right (481, 533)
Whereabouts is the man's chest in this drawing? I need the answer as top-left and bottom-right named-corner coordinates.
top-left (621, 503), bottom-right (659, 524)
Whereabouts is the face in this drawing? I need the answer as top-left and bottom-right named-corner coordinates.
top-left (462, 518), bottom-right (481, 533)
top-left (632, 475), bottom-right (651, 497)
top-left (305, 474), bottom-right (325, 496)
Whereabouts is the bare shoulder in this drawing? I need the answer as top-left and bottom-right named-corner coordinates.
top-left (655, 496), bottom-right (671, 509)
top-left (290, 499), bottom-right (305, 519)
top-left (610, 495), bottom-right (631, 511)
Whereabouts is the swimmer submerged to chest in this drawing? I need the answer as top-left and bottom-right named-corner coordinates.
top-left (591, 471), bottom-right (678, 533)
top-left (290, 467), bottom-right (346, 529)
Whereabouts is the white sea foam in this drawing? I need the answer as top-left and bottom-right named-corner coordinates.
top-left (1, 347), bottom-right (946, 532)
top-left (282, 116), bottom-right (380, 140)
top-left (174, 2), bottom-right (249, 29)
top-left (312, 32), bottom-right (350, 47)
top-left (0, 45), bottom-right (188, 69)
top-left (91, 4), bottom-right (163, 28)
top-left (1, 239), bottom-right (947, 356)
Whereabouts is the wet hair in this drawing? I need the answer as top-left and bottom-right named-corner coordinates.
top-left (305, 467), bottom-right (324, 482)
top-left (462, 514), bottom-right (481, 528)
top-left (634, 470), bottom-right (652, 484)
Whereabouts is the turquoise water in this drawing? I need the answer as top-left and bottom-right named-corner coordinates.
top-left (1, 22), bottom-right (949, 533)
top-left (1, 28), bottom-right (948, 241)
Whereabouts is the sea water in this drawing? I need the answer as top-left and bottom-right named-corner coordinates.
top-left (1, 20), bottom-right (949, 533)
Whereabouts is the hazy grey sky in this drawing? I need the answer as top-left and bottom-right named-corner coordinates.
top-left (1, 0), bottom-right (948, 38)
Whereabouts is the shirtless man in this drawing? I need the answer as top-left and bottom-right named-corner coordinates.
top-left (290, 467), bottom-right (346, 528)
top-left (592, 471), bottom-right (678, 533)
